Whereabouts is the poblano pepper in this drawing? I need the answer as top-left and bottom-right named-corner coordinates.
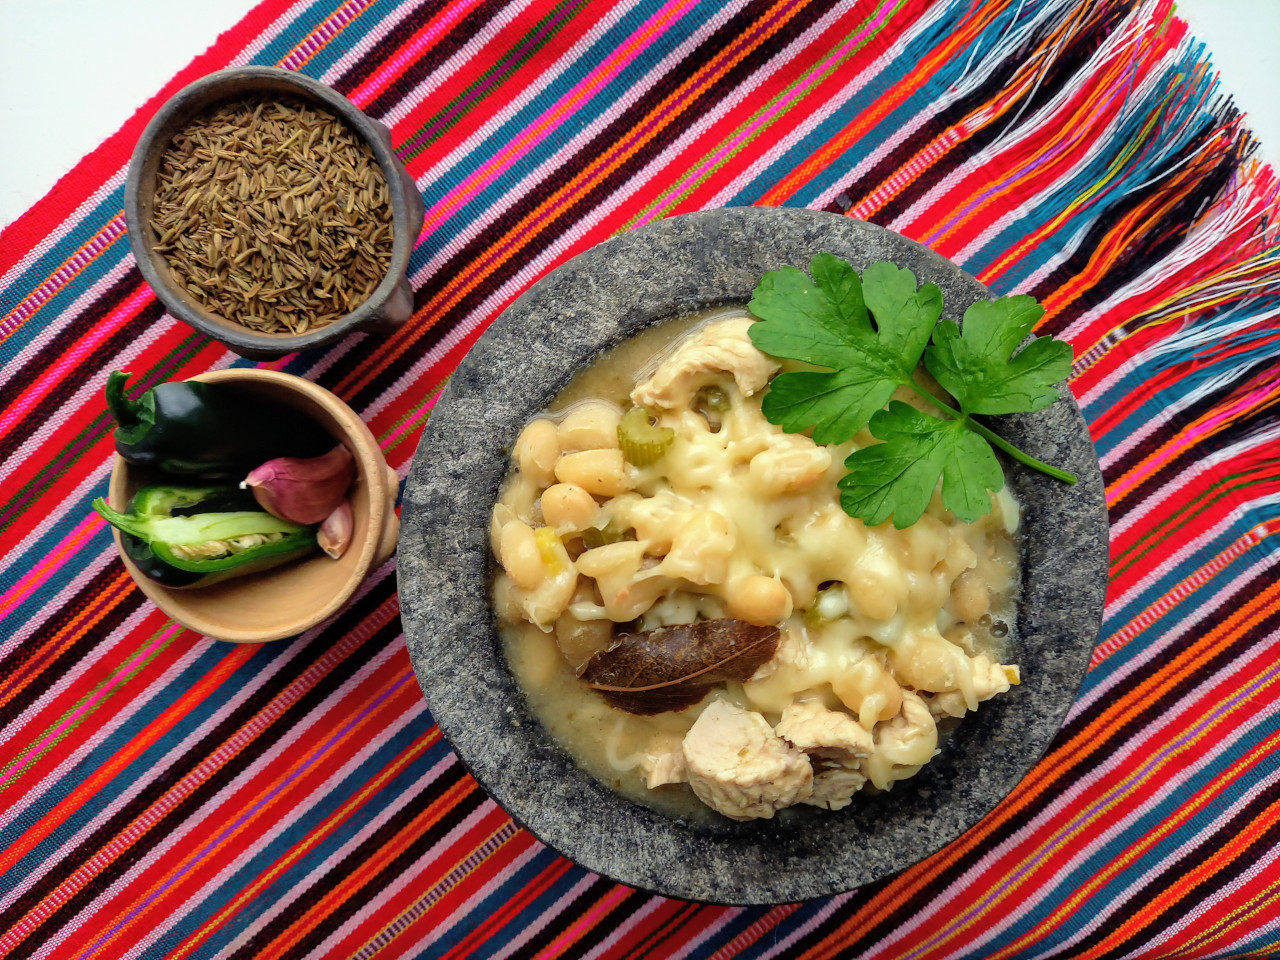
top-left (92, 484), bottom-right (318, 589)
top-left (106, 372), bottom-right (333, 479)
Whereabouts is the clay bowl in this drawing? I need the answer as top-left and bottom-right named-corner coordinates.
top-left (124, 66), bottom-right (425, 361)
top-left (107, 369), bottom-right (399, 643)
top-left (398, 208), bottom-right (1109, 904)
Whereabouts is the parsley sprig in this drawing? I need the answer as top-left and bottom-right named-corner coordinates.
top-left (747, 253), bottom-right (1075, 529)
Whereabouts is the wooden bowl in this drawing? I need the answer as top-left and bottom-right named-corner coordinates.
top-left (123, 66), bottom-right (425, 361)
top-left (107, 369), bottom-right (399, 643)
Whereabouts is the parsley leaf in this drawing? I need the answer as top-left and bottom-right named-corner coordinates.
top-left (925, 296), bottom-right (1073, 415)
top-left (748, 254), bottom-right (1077, 528)
top-left (747, 254), bottom-right (941, 445)
top-left (839, 402), bottom-right (1003, 528)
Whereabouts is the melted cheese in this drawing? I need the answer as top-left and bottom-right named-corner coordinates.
top-left (493, 310), bottom-right (1022, 819)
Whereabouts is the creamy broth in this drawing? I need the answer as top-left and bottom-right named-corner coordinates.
top-left (493, 308), bottom-right (1021, 821)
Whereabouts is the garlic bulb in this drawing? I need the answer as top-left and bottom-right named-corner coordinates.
top-left (242, 445), bottom-right (355, 524)
top-left (318, 500), bottom-right (354, 559)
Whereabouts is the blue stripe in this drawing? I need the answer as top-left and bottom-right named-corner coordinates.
top-left (422, 845), bottom-right (566, 959)
top-left (402, 2), bottom-right (724, 266)
top-left (250, 0), bottom-right (341, 70)
top-left (462, 849), bottom-right (602, 960)
top-left (955, 713), bottom-right (1280, 959)
top-left (738, 2), bottom-right (963, 211)
top-left (975, 54), bottom-right (1228, 290)
top-left (0, 195), bottom-right (133, 365)
top-left (1086, 530), bottom-right (1280, 700)
top-left (159, 706), bottom-right (449, 960)
top-left (0, 639), bottom-right (263, 886)
top-left (295, 0), bottom-right (418, 81)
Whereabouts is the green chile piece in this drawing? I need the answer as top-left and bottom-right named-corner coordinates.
top-left (93, 484), bottom-right (318, 589)
top-left (105, 371), bottom-right (333, 479)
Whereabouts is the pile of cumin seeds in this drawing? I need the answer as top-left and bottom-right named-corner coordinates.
top-left (150, 97), bottom-right (395, 335)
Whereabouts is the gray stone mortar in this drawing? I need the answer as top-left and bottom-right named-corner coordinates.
top-left (398, 207), bottom-right (1108, 905)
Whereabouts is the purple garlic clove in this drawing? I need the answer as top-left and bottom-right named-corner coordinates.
top-left (242, 445), bottom-right (355, 524)
top-left (318, 500), bottom-right (353, 559)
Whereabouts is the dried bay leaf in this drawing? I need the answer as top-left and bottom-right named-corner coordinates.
top-left (581, 619), bottom-right (780, 716)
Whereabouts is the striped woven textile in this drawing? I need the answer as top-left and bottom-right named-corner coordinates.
top-left (2, 0), bottom-right (1278, 956)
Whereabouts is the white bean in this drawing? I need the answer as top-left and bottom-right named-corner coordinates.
top-left (541, 483), bottom-right (599, 531)
top-left (554, 449), bottom-right (631, 497)
top-left (951, 569), bottom-right (989, 622)
top-left (514, 419), bottom-right (560, 487)
top-left (557, 401), bottom-right (622, 452)
top-left (727, 574), bottom-right (793, 626)
top-left (499, 520), bottom-right (544, 590)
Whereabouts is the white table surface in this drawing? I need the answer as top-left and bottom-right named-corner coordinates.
top-left (1, 0), bottom-right (1277, 231)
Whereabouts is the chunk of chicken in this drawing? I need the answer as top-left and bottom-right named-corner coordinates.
top-left (865, 691), bottom-right (938, 790)
top-left (776, 700), bottom-right (873, 810)
top-left (776, 700), bottom-right (873, 755)
top-left (682, 699), bottom-right (813, 820)
top-left (924, 655), bottom-right (1021, 719)
top-left (631, 318), bottom-right (778, 410)
top-left (638, 734), bottom-right (687, 789)
top-left (658, 510), bottom-right (734, 585)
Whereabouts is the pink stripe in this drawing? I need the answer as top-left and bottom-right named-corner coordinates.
top-left (347, 0), bottom-right (487, 106)
top-left (630, 0), bottom-right (899, 230)
top-left (535, 885), bottom-right (632, 960)
top-left (913, 14), bottom-right (1156, 247)
top-left (279, 0), bottom-right (372, 70)
top-left (0, 627), bottom-right (379, 953)
top-left (1, 569), bottom-right (395, 921)
top-left (757, 895), bottom-right (853, 959)
top-left (419, 0), bottom-right (697, 235)
top-left (1107, 381), bottom-right (1275, 504)
top-left (578, 898), bottom-right (669, 960)
top-left (705, 906), bottom-right (797, 960)
top-left (1093, 525), bottom-right (1270, 664)
top-left (1026, 765), bottom-right (1280, 960)
top-left (0, 173), bottom-right (125, 293)
top-left (318, 0), bottom-right (429, 86)
top-left (862, 652), bottom-right (1280, 960)
top-left (0, 514), bottom-right (102, 627)
top-left (398, 838), bottom-right (545, 959)
top-left (381, 387), bottom-right (447, 452)
top-left (1077, 552), bottom-right (1280, 718)
top-left (0, 216), bottom-right (126, 337)
top-left (0, 577), bottom-right (156, 817)
top-left (0, 624), bottom-right (180, 790)
top-left (0, 635), bottom-right (216, 918)
top-left (72, 670), bottom-right (418, 960)
top-left (0, 283), bottom-right (151, 436)
top-left (851, 128), bottom-right (963, 219)
top-left (157, 702), bottom-right (433, 960)
top-left (483, 874), bottom-right (597, 960)
top-left (311, 796), bottom-right (506, 960)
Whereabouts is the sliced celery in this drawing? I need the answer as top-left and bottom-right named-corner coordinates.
top-left (618, 406), bottom-right (674, 467)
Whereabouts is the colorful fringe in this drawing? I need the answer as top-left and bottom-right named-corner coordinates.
top-left (2, 0), bottom-right (1279, 957)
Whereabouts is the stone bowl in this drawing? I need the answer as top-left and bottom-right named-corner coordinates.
top-left (124, 66), bottom-right (425, 361)
top-left (108, 369), bottom-right (400, 643)
top-left (398, 208), bottom-right (1108, 904)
